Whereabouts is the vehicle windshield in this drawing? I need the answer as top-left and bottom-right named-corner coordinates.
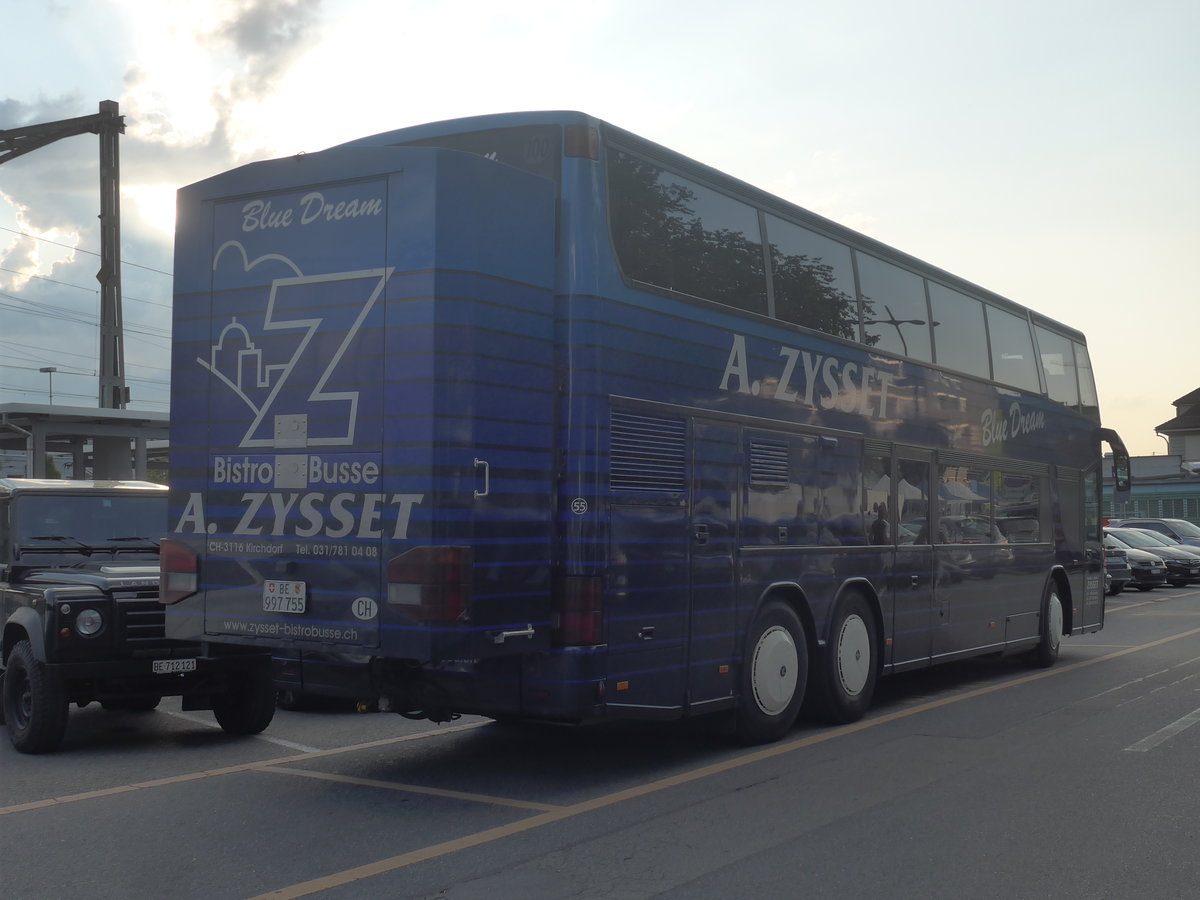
top-left (1129, 529), bottom-right (1178, 546)
top-left (13, 494), bottom-right (166, 550)
top-left (1164, 519), bottom-right (1200, 538)
top-left (1108, 528), bottom-right (1172, 550)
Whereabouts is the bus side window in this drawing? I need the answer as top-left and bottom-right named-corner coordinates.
top-left (938, 464), bottom-right (995, 544)
top-left (995, 472), bottom-right (1041, 543)
top-left (895, 459), bottom-right (932, 544)
top-left (986, 305), bottom-right (1041, 393)
top-left (863, 455), bottom-right (893, 545)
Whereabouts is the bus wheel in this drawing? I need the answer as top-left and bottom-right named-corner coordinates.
top-left (735, 601), bottom-right (807, 745)
top-left (805, 592), bottom-right (879, 724)
top-left (212, 665), bottom-right (276, 735)
top-left (1030, 583), bottom-right (1063, 668)
top-left (3, 640), bottom-right (69, 754)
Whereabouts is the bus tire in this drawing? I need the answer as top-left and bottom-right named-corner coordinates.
top-left (3, 640), bottom-right (69, 754)
top-left (212, 665), bottom-right (276, 735)
top-left (1030, 582), bottom-right (1063, 668)
top-left (735, 600), bottom-right (807, 745)
top-left (805, 591), bottom-right (879, 724)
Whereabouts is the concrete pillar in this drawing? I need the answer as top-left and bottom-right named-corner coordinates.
top-left (134, 436), bottom-right (147, 480)
top-left (72, 441), bottom-right (86, 479)
top-left (92, 436), bottom-right (132, 479)
top-left (31, 426), bottom-right (47, 477)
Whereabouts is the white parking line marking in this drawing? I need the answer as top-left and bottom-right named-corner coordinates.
top-left (162, 709), bottom-right (321, 753)
top-left (1124, 706), bottom-right (1200, 752)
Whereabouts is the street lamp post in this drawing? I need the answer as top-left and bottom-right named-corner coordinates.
top-left (39, 366), bottom-right (57, 405)
top-left (863, 305), bottom-right (928, 358)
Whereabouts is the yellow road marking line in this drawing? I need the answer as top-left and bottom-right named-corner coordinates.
top-left (250, 625), bottom-right (1200, 899)
top-left (0, 720), bottom-right (488, 817)
top-left (257, 765), bottom-right (563, 812)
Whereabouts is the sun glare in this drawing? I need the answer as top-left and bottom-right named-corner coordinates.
top-left (125, 185), bottom-right (178, 242)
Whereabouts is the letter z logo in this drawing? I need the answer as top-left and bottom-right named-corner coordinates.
top-left (200, 241), bottom-right (392, 449)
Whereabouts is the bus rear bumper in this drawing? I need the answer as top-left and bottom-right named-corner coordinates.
top-left (367, 646), bottom-right (607, 724)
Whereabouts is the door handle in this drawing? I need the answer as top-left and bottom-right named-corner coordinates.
top-left (474, 458), bottom-right (490, 499)
top-left (489, 625), bottom-right (535, 644)
top-left (694, 524), bottom-right (709, 545)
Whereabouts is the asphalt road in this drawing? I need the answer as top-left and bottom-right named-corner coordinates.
top-left (5, 583), bottom-right (1200, 900)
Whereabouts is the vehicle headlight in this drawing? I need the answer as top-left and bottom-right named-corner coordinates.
top-left (76, 608), bottom-right (104, 636)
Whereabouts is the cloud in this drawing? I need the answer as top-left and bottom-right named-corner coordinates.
top-left (1, 3), bottom-right (332, 410)
top-left (212, 0), bottom-right (324, 99)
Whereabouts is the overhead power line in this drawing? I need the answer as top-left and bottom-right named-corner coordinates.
top-left (0, 264), bottom-right (172, 309)
top-left (0, 224), bottom-right (172, 277)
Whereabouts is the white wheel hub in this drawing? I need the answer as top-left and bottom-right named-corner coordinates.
top-left (834, 613), bottom-right (871, 697)
top-left (1047, 591), bottom-right (1063, 649)
top-left (751, 624), bottom-right (799, 716)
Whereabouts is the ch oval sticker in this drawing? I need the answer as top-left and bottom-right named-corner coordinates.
top-left (351, 596), bottom-right (378, 621)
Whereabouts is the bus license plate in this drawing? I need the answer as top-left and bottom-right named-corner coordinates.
top-left (152, 658), bottom-right (197, 674)
top-left (263, 580), bottom-right (307, 613)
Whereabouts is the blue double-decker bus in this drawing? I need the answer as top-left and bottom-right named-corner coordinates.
top-left (162, 112), bottom-right (1131, 743)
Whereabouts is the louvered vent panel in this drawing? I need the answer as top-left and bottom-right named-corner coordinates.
top-left (610, 411), bottom-right (687, 493)
top-left (750, 440), bottom-right (790, 486)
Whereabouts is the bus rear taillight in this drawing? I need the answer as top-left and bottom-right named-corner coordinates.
top-left (387, 546), bottom-right (472, 623)
top-left (554, 575), bottom-right (603, 646)
top-left (159, 538), bottom-right (198, 605)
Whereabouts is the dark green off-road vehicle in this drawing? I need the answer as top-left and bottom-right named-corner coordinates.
top-left (1, 478), bottom-right (274, 753)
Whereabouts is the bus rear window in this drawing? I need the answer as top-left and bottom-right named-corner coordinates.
top-left (401, 125), bottom-right (562, 183)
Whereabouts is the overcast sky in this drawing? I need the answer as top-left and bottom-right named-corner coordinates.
top-left (2, 0), bottom-right (1197, 457)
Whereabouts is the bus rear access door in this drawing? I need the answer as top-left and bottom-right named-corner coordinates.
top-left (605, 415), bottom-right (738, 715)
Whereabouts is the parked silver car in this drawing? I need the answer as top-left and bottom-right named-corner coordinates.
top-left (1104, 527), bottom-right (1200, 586)
top-left (1109, 517), bottom-right (1200, 548)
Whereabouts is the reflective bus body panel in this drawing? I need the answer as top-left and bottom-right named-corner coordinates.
top-left (168, 113), bottom-right (1114, 724)
top-left (168, 148), bottom-right (558, 678)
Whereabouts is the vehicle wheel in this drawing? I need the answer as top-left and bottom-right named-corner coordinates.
top-left (735, 600), bottom-right (807, 745)
top-left (804, 591), bottom-right (879, 724)
top-left (212, 664), bottom-right (276, 735)
top-left (2, 640), bottom-right (69, 754)
top-left (1030, 582), bottom-right (1063, 668)
top-left (1137, 584), bottom-right (1154, 592)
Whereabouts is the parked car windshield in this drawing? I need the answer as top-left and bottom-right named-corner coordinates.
top-left (1164, 519), bottom-right (1200, 538)
top-left (1107, 528), bottom-right (1177, 550)
top-left (1127, 529), bottom-right (1180, 546)
top-left (13, 494), bottom-right (166, 548)
top-left (1121, 518), bottom-right (1200, 539)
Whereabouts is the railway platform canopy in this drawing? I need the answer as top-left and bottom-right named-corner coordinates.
top-left (0, 402), bottom-right (167, 480)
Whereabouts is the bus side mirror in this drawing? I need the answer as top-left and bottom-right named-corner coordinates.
top-left (1099, 427), bottom-right (1132, 502)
